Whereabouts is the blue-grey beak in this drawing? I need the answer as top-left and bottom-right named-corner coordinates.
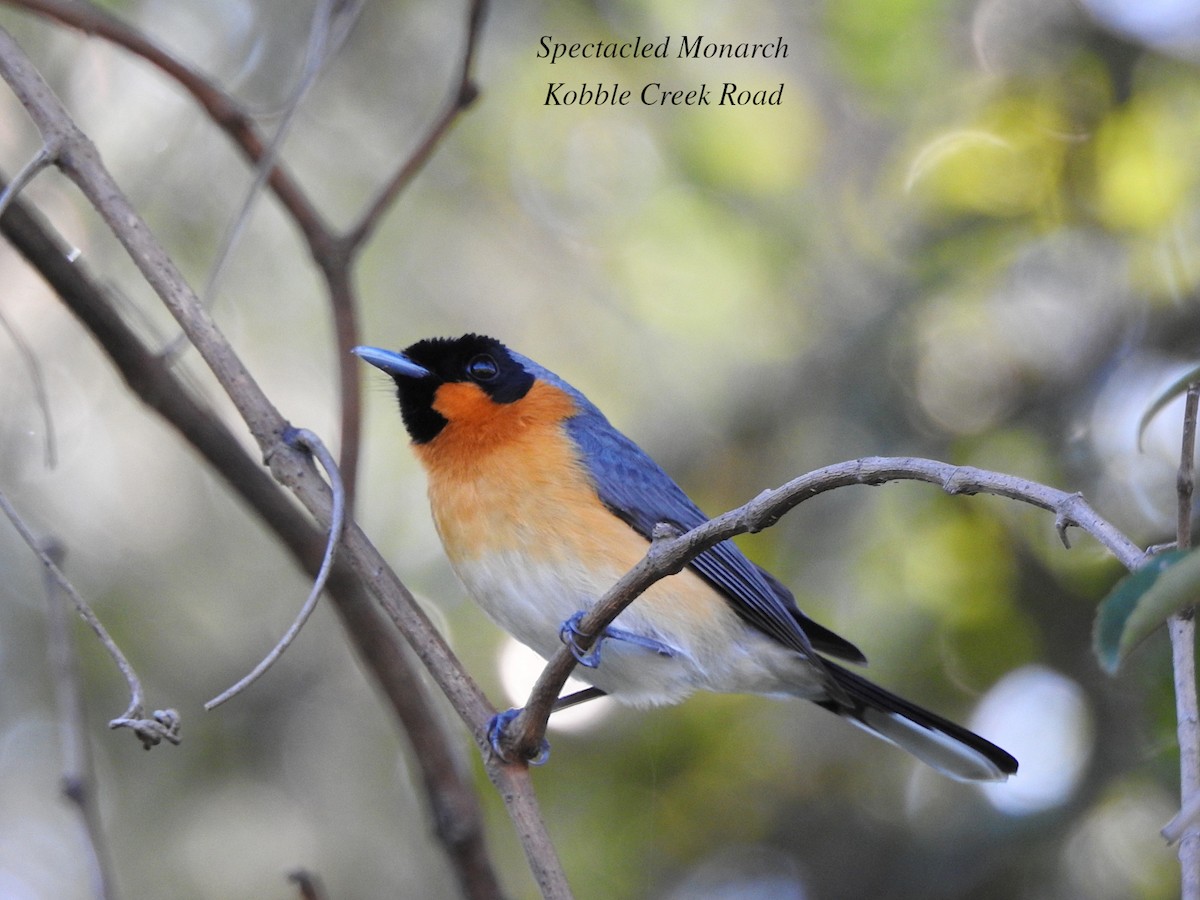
top-left (352, 345), bottom-right (431, 379)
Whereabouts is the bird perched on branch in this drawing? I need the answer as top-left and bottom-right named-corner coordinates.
top-left (354, 334), bottom-right (1017, 782)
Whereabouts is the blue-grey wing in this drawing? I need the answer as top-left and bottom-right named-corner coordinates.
top-left (563, 408), bottom-right (864, 664)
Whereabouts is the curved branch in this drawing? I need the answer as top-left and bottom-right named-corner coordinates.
top-left (204, 427), bottom-right (347, 711)
top-left (499, 457), bottom-right (1145, 762)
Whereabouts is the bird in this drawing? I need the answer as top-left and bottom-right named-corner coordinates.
top-left (354, 334), bottom-right (1018, 782)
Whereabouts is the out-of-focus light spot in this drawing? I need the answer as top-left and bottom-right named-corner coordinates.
top-left (1082, 0), bottom-right (1200, 58)
top-left (1087, 357), bottom-right (1194, 536)
top-left (971, 665), bottom-right (1092, 814)
top-left (173, 782), bottom-right (320, 897)
top-left (906, 129), bottom-right (1013, 194)
top-left (972, 0), bottom-right (1093, 77)
top-left (913, 294), bottom-right (1022, 434)
top-left (1062, 784), bottom-right (1178, 899)
top-left (1094, 97), bottom-right (1195, 232)
top-left (0, 873), bottom-right (38, 900)
top-left (681, 83), bottom-right (820, 195)
top-left (497, 637), bottom-right (616, 733)
top-left (913, 229), bottom-right (1128, 435)
top-left (906, 96), bottom-right (1067, 217)
top-left (664, 844), bottom-right (808, 900)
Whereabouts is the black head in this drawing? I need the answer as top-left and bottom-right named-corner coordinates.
top-left (354, 334), bottom-right (536, 443)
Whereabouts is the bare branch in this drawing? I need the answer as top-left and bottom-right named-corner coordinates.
top-left (1167, 792), bottom-right (1200, 845)
top-left (499, 456), bottom-right (1145, 762)
top-left (1169, 384), bottom-right (1200, 897)
top-left (288, 869), bottom-right (327, 900)
top-left (0, 487), bottom-right (180, 749)
top-left (343, 0), bottom-right (489, 249)
top-left (0, 17), bottom-right (492, 743)
top-left (205, 428), bottom-right (347, 710)
top-left (0, 141), bottom-right (54, 218)
top-left (0, 300), bottom-right (56, 467)
top-left (0, 0), bottom-right (367, 496)
top-left (332, 0), bottom-right (488, 495)
top-left (192, 0), bottom-right (362, 325)
top-left (40, 539), bottom-right (119, 899)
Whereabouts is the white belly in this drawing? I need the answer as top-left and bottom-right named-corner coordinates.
top-left (451, 551), bottom-right (825, 707)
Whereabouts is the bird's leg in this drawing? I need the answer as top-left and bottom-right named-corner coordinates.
top-left (559, 612), bottom-right (605, 667)
top-left (552, 686), bottom-right (607, 711)
top-left (559, 611), bottom-right (676, 668)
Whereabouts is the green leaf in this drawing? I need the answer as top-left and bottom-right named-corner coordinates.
top-left (1137, 365), bottom-right (1200, 450)
top-left (1095, 549), bottom-right (1197, 673)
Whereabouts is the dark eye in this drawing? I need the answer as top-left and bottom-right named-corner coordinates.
top-left (466, 353), bottom-right (499, 382)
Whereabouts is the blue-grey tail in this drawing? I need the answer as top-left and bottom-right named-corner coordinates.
top-left (817, 661), bottom-right (1018, 783)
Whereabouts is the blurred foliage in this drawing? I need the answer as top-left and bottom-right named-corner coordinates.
top-left (3, 0), bottom-right (1200, 897)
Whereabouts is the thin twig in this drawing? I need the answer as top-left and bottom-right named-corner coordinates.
top-left (499, 456), bottom-right (1145, 762)
top-left (204, 427), bottom-right (347, 710)
top-left (287, 870), bottom-right (327, 900)
top-left (343, 0), bottom-right (488, 248)
top-left (0, 301), bottom-right (56, 467)
top-left (40, 539), bottom-right (119, 900)
top-left (1169, 384), bottom-right (1200, 896)
top-left (0, 487), bottom-right (180, 748)
top-left (0, 147), bottom-right (60, 469)
top-left (177, 0), bottom-right (362, 347)
top-left (0, 141), bottom-right (54, 219)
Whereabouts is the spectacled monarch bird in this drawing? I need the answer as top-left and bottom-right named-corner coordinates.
top-left (355, 334), bottom-right (1017, 782)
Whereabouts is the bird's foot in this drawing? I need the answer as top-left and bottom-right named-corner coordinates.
top-left (486, 708), bottom-right (550, 766)
top-left (559, 611), bottom-right (677, 669)
top-left (559, 611), bottom-right (604, 667)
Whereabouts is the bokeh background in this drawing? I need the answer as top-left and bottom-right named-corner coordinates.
top-left (2, 0), bottom-right (1200, 897)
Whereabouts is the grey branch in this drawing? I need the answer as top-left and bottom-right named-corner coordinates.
top-left (1167, 384), bottom-right (1200, 899)
top-left (41, 539), bottom-right (119, 899)
top-left (0, 489), bottom-right (180, 749)
top-left (205, 428), bottom-right (348, 710)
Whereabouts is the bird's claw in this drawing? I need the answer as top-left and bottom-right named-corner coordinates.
top-left (559, 611), bottom-right (604, 668)
top-left (486, 708), bottom-right (550, 766)
top-left (559, 611), bottom-right (677, 668)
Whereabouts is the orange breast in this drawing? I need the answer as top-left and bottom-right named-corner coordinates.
top-left (414, 380), bottom-right (632, 567)
top-left (413, 379), bottom-right (740, 650)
